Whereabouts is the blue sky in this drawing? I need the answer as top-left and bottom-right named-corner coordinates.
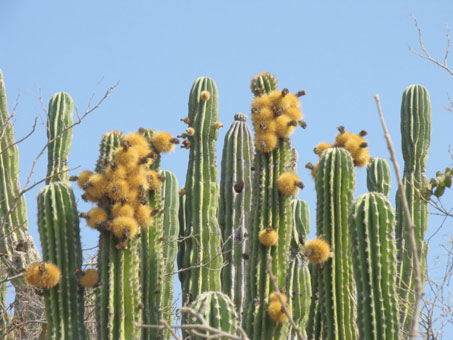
top-left (2, 1), bottom-right (452, 337)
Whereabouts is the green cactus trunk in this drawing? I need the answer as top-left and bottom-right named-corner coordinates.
top-left (219, 112), bottom-right (254, 323)
top-left (349, 192), bottom-right (399, 340)
top-left (287, 199), bottom-right (311, 339)
top-left (189, 291), bottom-right (239, 339)
top-left (245, 74), bottom-right (294, 339)
top-left (367, 158), bottom-right (391, 197)
top-left (0, 277), bottom-right (12, 340)
top-left (396, 84), bottom-right (431, 335)
top-left (0, 69), bottom-right (42, 338)
top-left (37, 92), bottom-right (87, 339)
top-left (94, 131), bottom-right (142, 340)
top-left (159, 170), bottom-right (179, 339)
top-left (308, 147), bottom-right (357, 340)
top-left (179, 77), bottom-right (223, 303)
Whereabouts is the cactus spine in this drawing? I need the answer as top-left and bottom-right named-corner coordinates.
top-left (349, 192), bottom-right (399, 340)
top-left (367, 158), bottom-right (391, 197)
top-left (396, 84), bottom-right (431, 334)
top-left (308, 147), bottom-right (357, 340)
top-left (288, 199), bottom-right (311, 339)
top-left (219, 112), bottom-right (254, 323)
top-left (179, 77), bottom-right (223, 303)
top-left (37, 92), bottom-right (87, 339)
top-left (0, 70), bottom-right (42, 337)
top-left (94, 131), bottom-right (142, 340)
top-left (245, 73), bottom-right (295, 339)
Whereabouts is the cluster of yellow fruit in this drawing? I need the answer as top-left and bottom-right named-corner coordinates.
top-left (268, 291), bottom-right (291, 323)
top-left (74, 131), bottom-right (178, 249)
top-left (251, 89), bottom-right (305, 153)
top-left (307, 126), bottom-right (370, 178)
top-left (24, 262), bottom-right (61, 289)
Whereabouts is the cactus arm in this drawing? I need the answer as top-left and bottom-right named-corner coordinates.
top-left (219, 112), bottom-right (254, 323)
top-left (366, 157), bottom-right (391, 197)
top-left (180, 77), bottom-right (223, 302)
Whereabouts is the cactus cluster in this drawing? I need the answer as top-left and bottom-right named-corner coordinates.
top-left (0, 69), bottom-right (434, 340)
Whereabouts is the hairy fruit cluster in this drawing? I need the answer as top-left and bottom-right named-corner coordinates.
top-left (268, 291), bottom-right (291, 323)
top-left (251, 89), bottom-right (305, 153)
top-left (24, 262), bottom-right (61, 289)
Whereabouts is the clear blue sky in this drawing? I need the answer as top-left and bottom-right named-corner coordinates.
top-left (2, 1), bottom-right (452, 337)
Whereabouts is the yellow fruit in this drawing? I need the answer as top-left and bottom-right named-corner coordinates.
top-left (84, 173), bottom-right (107, 199)
top-left (304, 238), bottom-right (334, 264)
top-left (146, 170), bottom-right (164, 190)
top-left (111, 216), bottom-right (138, 240)
top-left (280, 92), bottom-right (300, 110)
top-left (275, 115), bottom-right (297, 138)
top-left (251, 107), bottom-right (274, 126)
top-left (114, 147), bottom-right (139, 169)
top-left (276, 311), bottom-right (289, 323)
top-left (268, 90), bottom-right (282, 103)
top-left (255, 133), bottom-right (278, 153)
top-left (123, 132), bottom-right (148, 148)
top-left (135, 204), bottom-right (153, 227)
top-left (258, 228), bottom-right (278, 246)
top-left (106, 179), bottom-right (130, 202)
top-left (112, 203), bottom-right (134, 218)
top-left (76, 170), bottom-right (93, 189)
top-left (151, 131), bottom-right (179, 153)
top-left (79, 269), bottom-right (99, 288)
top-left (105, 163), bottom-right (128, 181)
top-left (311, 162), bottom-right (319, 179)
top-left (277, 172), bottom-right (304, 195)
top-left (200, 91), bottom-right (211, 101)
top-left (335, 128), bottom-right (353, 147)
top-left (254, 119), bottom-right (277, 135)
top-left (313, 142), bottom-right (331, 156)
top-left (268, 301), bottom-right (282, 321)
top-left (82, 207), bottom-right (108, 229)
top-left (269, 292), bottom-right (288, 304)
top-left (284, 106), bottom-right (303, 121)
top-left (252, 94), bottom-right (272, 109)
top-left (25, 262), bottom-right (61, 289)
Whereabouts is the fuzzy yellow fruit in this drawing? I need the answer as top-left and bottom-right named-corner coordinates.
top-left (114, 147), bottom-right (140, 169)
top-left (79, 269), bottom-right (99, 288)
top-left (255, 133), bottom-right (278, 153)
top-left (304, 238), bottom-right (334, 264)
top-left (106, 179), bottom-right (130, 202)
top-left (146, 170), bottom-right (164, 190)
top-left (269, 291), bottom-right (288, 304)
top-left (275, 115), bottom-right (297, 138)
top-left (135, 204), bottom-right (153, 227)
top-left (284, 106), bottom-right (303, 121)
top-left (112, 203), bottom-right (135, 218)
top-left (25, 262), bottom-right (61, 289)
top-left (123, 132), bottom-right (148, 148)
top-left (252, 94), bottom-right (272, 109)
top-left (280, 92), bottom-right (300, 110)
top-left (268, 301), bottom-right (283, 320)
top-left (258, 228), bottom-right (278, 246)
top-left (84, 173), bottom-right (107, 199)
top-left (76, 170), bottom-right (93, 189)
top-left (277, 172), bottom-right (304, 195)
top-left (313, 142), bottom-right (332, 156)
top-left (82, 207), bottom-right (108, 229)
top-left (151, 131), bottom-right (179, 153)
top-left (111, 216), bottom-right (138, 240)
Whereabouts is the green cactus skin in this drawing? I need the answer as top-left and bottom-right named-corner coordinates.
top-left (0, 276), bottom-right (12, 340)
top-left (0, 70), bottom-right (42, 337)
top-left (366, 158), bottom-right (391, 197)
top-left (177, 191), bottom-right (187, 285)
top-left (37, 92), bottom-right (87, 339)
top-left (94, 131), bottom-right (142, 340)
top-left (179, 77), bottom-right (223, 303)
top-left (219, 112), bottom-right (254, 323)
top-left (287, 200), bottom-right (311, 339)
top-left (396, 84), bottom-right (431, 334)
top-left (245, 73), bottom-right (294, 339)
top-left (349, 192), bottom-right (399, 340)
top-left (160, 170), bottom-right (179, 339)
top-left (308, 147), bottom-right (357, 340)
top-left (250, 72), bottom-right (278, 97)
top-left (189, 291), bottom-right (239, 339)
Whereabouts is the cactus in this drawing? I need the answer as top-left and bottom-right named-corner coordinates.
top-left (396, 84), bottom-right (431, 334)
top-left (188, 291), bottom-right (239, 339)
top-left (179, 77), bottom-right (223, 303)
top-left (245, 72), bottom-right (299, 339)
top-left (287, 199), bottom-right (311, 339)
top-left (367, 158), bottom-right (391, 197)
top-left (37, 92), bottom-right (87, 339)
top-left (94, 131), bottom-right (142, 340)
top-left (307, 147), bottom-right (357, 340)
top-left (219, 112), bottom-right (254, 323)
top-left (0, 70), bottom-right (43, 337)
top-left (349, 192), bottom-right (399, 340)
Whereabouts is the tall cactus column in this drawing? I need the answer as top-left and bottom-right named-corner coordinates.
top-left (349, 192), bottom-right (399, 340)
top-left (308, 147), bottom-right (357, 340)
top-left (219, 112), bottom-right (254, 323)
top-left (0, 70), bottom-right (42, 337)
top-left (37, 92), bottom-right (87, 339)
top-left (179, 77), bottom-right (223, 303)
top-left (396, 84), bottom-right (431, 334)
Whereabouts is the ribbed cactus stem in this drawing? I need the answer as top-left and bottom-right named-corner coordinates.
top-left (349, 192), bottom-right (399, 340)
top-left (189, 291), bottom-right (239, 339)
top-left (46, 92), bottom-right (74, 183)
top-left (366, 158), bottom-right (391, 197)
top-left (95, 131), bottom-right (142, 340)
top-left (37, 92), bottom-right (86, 339)
top-left (0, 277), bottom-right (12, 340)
top-left (308, 147), bottom-right (357, 340)
top-left (219, 112), bottom-right (254, 323)
top-left (250, 72), bottom-right (278, 96)
top-left (288, 200), bottom-right (311, 339)
top-left (180, 77), bottom-right (223, 303)
top-left (0, 69), bottom-right (42, 337)
top-left (245, 73), bottom-right (294, 339)
top-left (396, 84), bottom-right (431, 334)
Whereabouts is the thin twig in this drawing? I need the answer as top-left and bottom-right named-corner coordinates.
top-left (374, 94), bottom-right (423, 340)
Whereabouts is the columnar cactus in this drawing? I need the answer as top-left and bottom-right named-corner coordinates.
top-left (37, 92), bottom-right (87, 339)
top-left (0, 69), bottom-right (42, 337)
top-left (307, 147), bottom-right (357, 340)
top-left (287, 199), bottom-right (311, 339)
top-left (396, 84), bottom-right (431, 334)
top-left (179, 77), bottom-right (223, 303)
top-left (219, 112), bottom-right (254, 323)
top-left (189, 291), bottom-right (239, 339)
top-left (94, 131), bottom-right (142, 340)
top-left (367, 157), bottom-right (391, 197)
top-left (349, 192), bottom-right (399, 340)
top-left (245, 72), bottom-right (300, 339)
